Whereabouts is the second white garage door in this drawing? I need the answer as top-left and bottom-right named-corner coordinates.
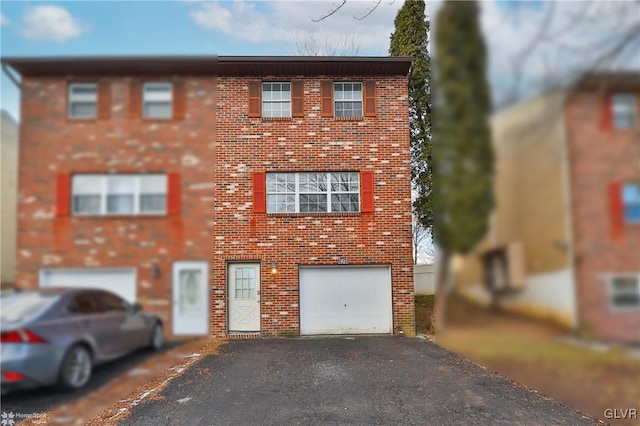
top-left (299, 266), bottom-right (392, 335)
top-left (40, 268), bottom-right (136, 303)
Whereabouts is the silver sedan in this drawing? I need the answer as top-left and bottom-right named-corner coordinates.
top-left (1, 288), bottom-right (164, 394)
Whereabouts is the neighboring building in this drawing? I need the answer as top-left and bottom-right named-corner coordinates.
top-left (1, 56), bottom-right (415, 338)
top-left (454, 73), bottom-right (640, 344)
top-left (1, 110), bottom-right (18, 290)
top-left (414, 263), bottom-right (435, 296)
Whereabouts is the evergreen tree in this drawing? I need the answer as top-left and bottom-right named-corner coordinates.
top-left (432, 0), bottom-right (494, 330)
top-left (389, 0), bottom-right (432, 230)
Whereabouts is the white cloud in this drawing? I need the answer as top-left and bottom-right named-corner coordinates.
top-left (21, 5), bottom-right (87, 42)
top-left (190, 2), bottom-right (233, 34)
top-left (188, 1), bottom-right (404, 55)
top-left (1, 14), bottom-right (9, 26)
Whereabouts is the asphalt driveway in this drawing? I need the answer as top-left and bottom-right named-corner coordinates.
top-left (121, 337), bottom-right (596, 426)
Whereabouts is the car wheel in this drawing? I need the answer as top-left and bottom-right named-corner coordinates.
top-left (59, 344), bottom-right (92, 390)
top-left (149, 322), bottom-right (164, 351)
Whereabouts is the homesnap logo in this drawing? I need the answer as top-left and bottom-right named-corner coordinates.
top-left (0, 412), bottom-right (44, 425)
top-left (0, 412), bottom-right (15, 426)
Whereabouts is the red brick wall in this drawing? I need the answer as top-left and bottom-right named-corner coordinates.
top-left (212, 76), bottom-right (414, 337)
top-left (16, 76), bottom-right (217, 333)
top-left (17, 72), bottom-right (414, 338)
top-left (565, 89), bottom-right (640, 343)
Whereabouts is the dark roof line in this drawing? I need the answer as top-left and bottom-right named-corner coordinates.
top-left (0, 55), bottom-right (413, 77)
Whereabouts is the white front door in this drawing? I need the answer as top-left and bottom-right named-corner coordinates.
top-left (228, 263), bottom-right (261, 332)
top-left (173, 261), bottom-right (209, 336)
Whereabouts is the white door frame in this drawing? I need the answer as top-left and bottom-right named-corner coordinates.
top-left (172, 261), bottom-right (209, 336)
top-left (228, 262), bottom-right (261, 333)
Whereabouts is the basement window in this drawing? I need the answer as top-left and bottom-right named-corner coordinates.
top-left (609, 275), bottom-right (640, 309)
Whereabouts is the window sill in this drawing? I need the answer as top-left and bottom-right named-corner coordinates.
top-left (261, 117), bottom-right (293, 122)
top-left (608, 304), bottom-right (640, 312)
top-left (69, 214), bottom-right (171, 219)
top-left (334, 116), bottom-right (365, 121)
top-left (67, 117), bottom-right (97, 122)
top-left (266, 212), bottom-right (362, 218)
top-left (141, 117), bottom-right (175, 122)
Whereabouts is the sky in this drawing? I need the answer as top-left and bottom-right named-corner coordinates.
top-left (1, 0), bottom-right (638, 122)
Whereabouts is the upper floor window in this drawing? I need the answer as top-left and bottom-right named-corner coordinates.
top-left (623, 183), bottom-right (640, 223)
top-left (143, 82), bottom-right (172, 119)
top-left (248, 80), bottom-right (302, 118)
top-left (72, 174), bottom-right (167, 216)
top-left (612, 94), bottom-right (637, 129)
top-left (334, 82), bottom-right (363, 118)
top-left (68, 83), bottom-right (97, 118)
top-left (609, 275), bottom-right (640, 309)
top-left (262, 82), bottom-right (291, 118)
top-left (266, 172), bottom-right (360, 213)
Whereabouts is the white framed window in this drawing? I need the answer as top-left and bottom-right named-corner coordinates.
top-left (262, 82), bottom-right (291, 118)
top-left (72, 174), bottom-right (167, 216)
top-left (68, 83), bottom-right (97, 118)
top-left (612, 94), bottom-right (637, 129)
top-left (266, 172), bottom-right (359, 213)
top-left (334, 82), bottom-right (362, 117)
top-left (609, 275), bottom-right (640, 309)
top-left (143, 82), bottom-right (172, 119)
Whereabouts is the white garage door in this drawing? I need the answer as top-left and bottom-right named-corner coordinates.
top-left (300, 266), bottom-right (392, 335)
top-left (40, 268), bottom-right (136, 303)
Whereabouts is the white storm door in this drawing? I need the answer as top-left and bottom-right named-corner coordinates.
top-left (173, 262), bottom-right (209, 336)
top-left (228, 263), bottom-right (261, 332)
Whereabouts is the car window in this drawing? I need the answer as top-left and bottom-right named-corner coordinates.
top-left (66, 293), bottom-right (104, 315)
top-left (0, 292), bottom-right (59, 324)
top-left (99, 292), bottom-right (129, 312)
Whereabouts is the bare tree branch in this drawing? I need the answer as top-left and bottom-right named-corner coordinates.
top-left (294, 31), bottom-right (361, 56)
top-left (354, 0), bottom-right (382, 21)
top-left (311, 0), bottom-right (347, 23)
top-left (497, 0), bottom-right (640, 108)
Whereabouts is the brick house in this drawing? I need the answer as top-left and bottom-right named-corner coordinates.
top-left (453, 73), bottom-right (640, 343)
top-left (2, 56), bottom-right (415, 338)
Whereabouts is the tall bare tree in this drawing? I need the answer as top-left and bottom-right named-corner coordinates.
top-left (294, 31), bottom-right (360, 56)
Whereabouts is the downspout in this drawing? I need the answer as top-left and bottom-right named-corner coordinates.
top-left (558, 91), bottom-right (579, 330)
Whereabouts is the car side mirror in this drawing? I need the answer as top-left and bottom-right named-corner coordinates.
top-left (131, 303), bottom-right (142, 313)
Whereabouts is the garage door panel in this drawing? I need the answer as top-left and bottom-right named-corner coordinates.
top-left (300, 266), bottom-right (392, 335)
top-left (40, 268), bottom-right (136, 303)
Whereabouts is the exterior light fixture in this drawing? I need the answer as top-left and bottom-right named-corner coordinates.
top-left (271, 263), bottom-right (278, 275)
